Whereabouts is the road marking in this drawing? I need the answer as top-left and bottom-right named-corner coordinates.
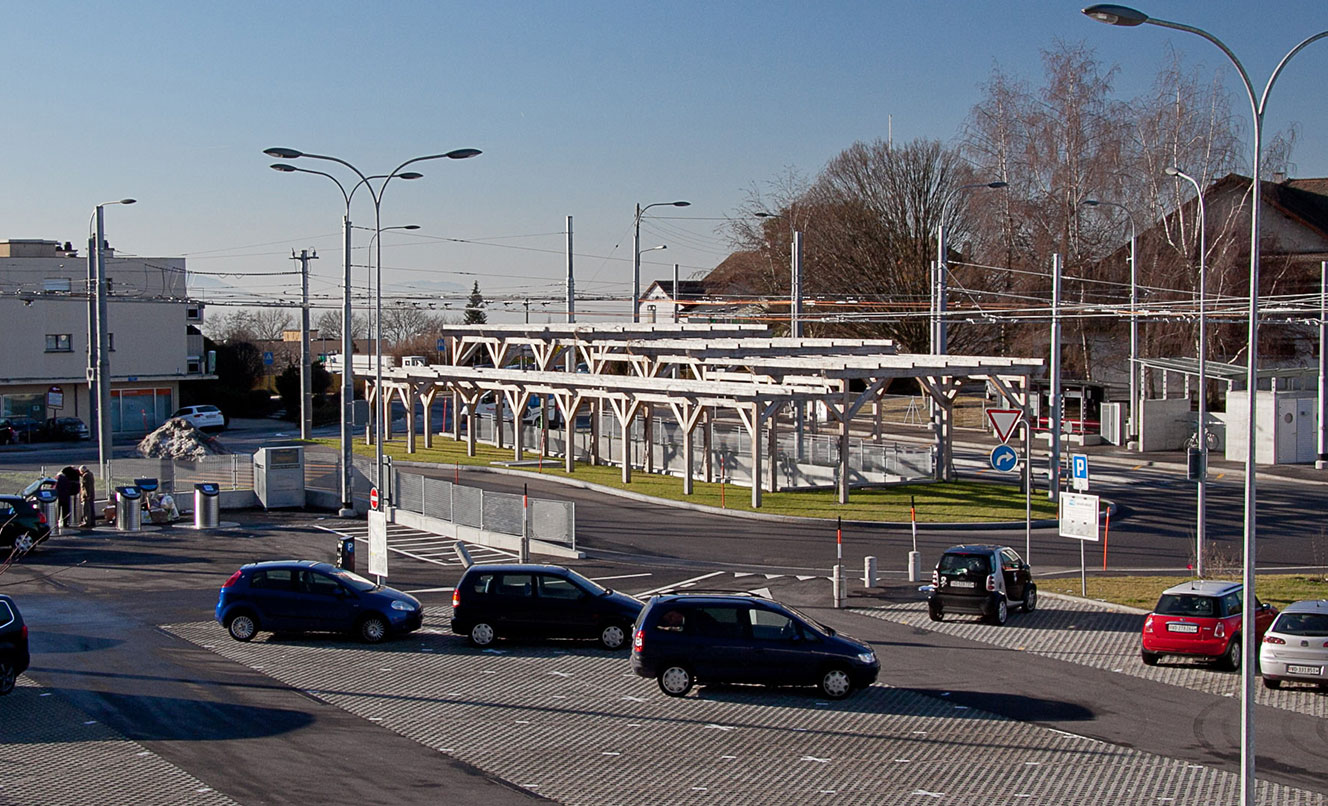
top-left (314, 522), bottom-right (518, 568)
top-left (589, 573), bottom-right (653, 582)
top-left (635, 571), bottom-right (723, 596)
top-left (404, 586), bottom-right (454, 594)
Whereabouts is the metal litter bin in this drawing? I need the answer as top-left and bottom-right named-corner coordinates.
top-left (135, 478), bottom-right (159, 495)
top-left (34, 489), bottom-right (59, 532)
top-left (115, 486), bottom-right (142, 531)
top-left (194, 483), bottom-right (220, 529)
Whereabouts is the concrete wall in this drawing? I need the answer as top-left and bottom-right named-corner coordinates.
top-left (1138, 398), bottom-right (1192, 452)
top-left (1226, 389), bottom-right (1320, 464)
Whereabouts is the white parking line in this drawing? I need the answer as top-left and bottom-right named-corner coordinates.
top-left (634, 571), bottom-right (724, 597)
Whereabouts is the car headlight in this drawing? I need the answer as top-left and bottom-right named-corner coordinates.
top-left (391, 600), bottom-right (417, 611)
top-left (857, 651), bottom-right (876, 665)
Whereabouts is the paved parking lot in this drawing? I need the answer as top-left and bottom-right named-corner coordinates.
top-left (166, 610), bottom-right (1325, 806)
top-left (851, 596), bottom-right (1328, 719)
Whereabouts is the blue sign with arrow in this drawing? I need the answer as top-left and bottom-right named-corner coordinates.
top-left (990, 444), bottom-right (1019, 473)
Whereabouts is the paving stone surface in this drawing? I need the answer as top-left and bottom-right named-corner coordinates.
top-left (0, 678), bottom-right (239, 806)
top-left (850, 596), bottom-right (1328, 719)
top-left (167, 612), bottom-right (1325, 806)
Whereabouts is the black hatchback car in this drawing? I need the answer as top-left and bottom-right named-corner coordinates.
top-left (215, 560), bottom-right (423, 643)
top-left (0, 495), bottom-right (51, 555)
top-left (631, 593), bottom-right (879, 699)
top-left (0, 594), bottom-right (30, 696)
top-left (928, 544), bottom-right (1037, 625)
top-left (451, 564), bottom-right (643, 650)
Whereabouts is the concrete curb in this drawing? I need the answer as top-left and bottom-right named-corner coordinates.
top-left (390, 458), bottom-right (1068, 532)
top-left (1040, 590), bottom-right (1151, 615)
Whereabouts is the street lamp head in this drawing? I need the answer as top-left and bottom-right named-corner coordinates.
top-left (401, 224), bottom-right (421, 230)
top-left (985, 181), bottom-right (1009, 189)
top-left (263, 147), bottom-right (304, 159)
top-left (1081, 199), bottom-right (1102, 207)
top-left (670, 201), bottom-right (691, 207)
top-left (119, 199), bottom-right (137, 206)
top-left (270, 163), bottom-right (298, 173)
top-left (445, 148), bottom-right (482, 160)
top-left (1164, 166), bottom-right (1185, 178)
top-left (1082, 4), bottom-right (1149, 25)
top-left (397, 171), bottom-right (424, 180)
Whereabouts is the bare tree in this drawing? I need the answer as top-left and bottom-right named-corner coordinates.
top-left (314, 309), bottom-right (369, 341)
top-left (247, 308), bottom-right (295, 341)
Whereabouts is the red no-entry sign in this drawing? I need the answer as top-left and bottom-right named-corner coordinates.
top-left (369, 487), bottom-right (380, 510)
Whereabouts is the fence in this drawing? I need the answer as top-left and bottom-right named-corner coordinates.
top-left (391, 468), bottom-right (576, 550)
top-left (2, 452), bottom-right (346, 499)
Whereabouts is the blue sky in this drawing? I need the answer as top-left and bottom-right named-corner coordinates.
top-left (3, 1), bottom-right (1327, 323)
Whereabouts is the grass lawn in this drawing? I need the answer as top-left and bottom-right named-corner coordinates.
top-left (313, 435), bottom-right (1059, 524)
top-left (1040, 574), bottom-right (1328, 610)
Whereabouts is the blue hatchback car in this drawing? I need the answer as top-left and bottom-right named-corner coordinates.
top-left (215, 560), bottom-right (423, 644)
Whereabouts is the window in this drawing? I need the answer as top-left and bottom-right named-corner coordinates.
top-left (495, 574), bottom-right (534, 599)
top-left (43, 278), bottom-right (72, 293)
top-left (749, 608), bottom-right (798, 641)
top-left (469, 573), bottom-right (496, 595)
top-left (538, 575), bottom-right (585, 601)
top-left (1221, 591), bottom-right (1243, 618)
top-left (302, 571), bottom-right (342, 596)
top-left (249, 569), bottom-right (295, 591)
top-left (44, 334), bottom-right (73, 353)
top-left (0, 600), bottom-right (13, 629)
top-left (690, 606), bottom-right (744, 638)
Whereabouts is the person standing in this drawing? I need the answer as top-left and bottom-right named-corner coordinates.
top-left (78, 465), bottom-right (96, 529)
top-left (54, 466), bottom-right (79, 528)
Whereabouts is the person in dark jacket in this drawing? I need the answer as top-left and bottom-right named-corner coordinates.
top-left (78, 465), bottom-right (96, 528)
top-left (55, 466), bottom-right (79, 528)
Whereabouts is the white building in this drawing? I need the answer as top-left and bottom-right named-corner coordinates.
top-left (0, 239), bottom-right (209, 435)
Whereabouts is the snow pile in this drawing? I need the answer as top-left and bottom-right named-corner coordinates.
top-left (136, 418), bottom-right (230, 459)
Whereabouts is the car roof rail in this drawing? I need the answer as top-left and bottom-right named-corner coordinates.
top-left (653, 588), bottom-right (769, 599)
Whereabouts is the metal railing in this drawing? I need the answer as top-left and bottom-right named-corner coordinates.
top-left (392, 469), bottom-right (575, 550)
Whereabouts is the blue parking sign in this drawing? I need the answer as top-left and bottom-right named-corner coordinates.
top-left (1072, 454), bottom-right (1089, 490)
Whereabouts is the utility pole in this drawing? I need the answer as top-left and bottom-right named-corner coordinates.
top-left (94, 212), bottom-right (112, 479)
top-left (566, 216), bottom-right (575, 324)
top-left (86, 236), bottom-right (98, 446)
top-left (292, 249), bottom-right (318, 440)
top-left (1049, 253), bottom-right (1063, 500)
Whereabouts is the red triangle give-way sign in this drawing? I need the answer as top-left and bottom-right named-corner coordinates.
top-left (986, 409), bottom-right (1023, 443)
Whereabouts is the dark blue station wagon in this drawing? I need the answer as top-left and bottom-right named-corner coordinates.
top-left (216, 560), bottom-right (422, 644)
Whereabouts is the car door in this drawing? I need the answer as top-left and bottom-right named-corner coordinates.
top-left (490, 573), bottom-right (537, 636)
top-left (533, 572), bottom-right (593, 639)
top-left (299, 569), bottom-right (358, 632)
top-left (747, 606), bottom-right (821, 686)
top-left (688, 604), bottom-right (754, 682)
top-left (245, 568), bottom-right (303, 630)
top-left (1000, 548), bottom-right (1027, 602)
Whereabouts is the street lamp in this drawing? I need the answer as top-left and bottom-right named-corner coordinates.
top-left (633, 200), bottom-right (690, 322)
top-left (265, 146), bottom-right (480, 510)
top-left (88, 198), bottom-right (136, 481)
top-left (936, 182), bottom-right (1006, 355)
top-left (1081, 198), bottom-right (1139, 445)
top-left (1165, 167), bottom-right (1208, 578)
top-left (1083, 7), bottom-right (1328, 802)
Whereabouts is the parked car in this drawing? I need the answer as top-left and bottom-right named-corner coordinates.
top-left (630, 592), bottom-right (879, 699)
top-left (0, 416), bottom-right (44, 443)
top-left (0, 495), bottom-right (51, 554)
top-left (928, 545), bottom-right (1037, 625)
top-left (0, 594), bottom-right (30, 696)
top-left (43, 417), bottom-right (90, 441)
top-left (171, 404), bottom-right (226, 432)
top-left (0, 421), bottom-right (16, 445)
top-left (1141, 580), bottom-right (1277, 670)
top-left (215, 560), bottom-right (422, 644)
top-left (451, 563), bottom-right (642, 650)
top-left (1258, 599), bottom-right (1328, 690)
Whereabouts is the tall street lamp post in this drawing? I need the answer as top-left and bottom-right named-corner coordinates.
top-left (89, 198), bottom-right (136, 480)
top-left (1165, 166), bottom-right (1208, 577)
top-left (266, 147), bottom-right (480, 508)
top-left (1081, 198), bottom-right (1138, 446)
top-left (1083, 7), bottom-right (1328, 802)
top-left (633, 200), bottom-right (689, 322)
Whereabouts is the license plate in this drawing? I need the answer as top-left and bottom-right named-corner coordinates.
top-left (1167, 622), bottom-right (1199, 633)
top-left (949, 580), bottom-right (975, 589)
top-left (1287, 664), bottom-right (1323, 676)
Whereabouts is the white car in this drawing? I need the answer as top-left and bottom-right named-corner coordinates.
top-left (1259, 599), bottom-right (1328, 690)
top-left (171, 404), bottom-right (226, 432)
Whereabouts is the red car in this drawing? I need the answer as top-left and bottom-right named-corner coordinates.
top-left (1141, 580), bottom-right (1278, 671)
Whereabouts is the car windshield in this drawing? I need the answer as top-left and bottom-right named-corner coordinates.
top-left (560, 567), bottom-right (607, 595)
top-left (1273, 612), bottom-right (1328, 636)
top-left (777, 602), bottom-right (832, 637)
top-left (1155, 594), bottom-right (1219, 617)
top-left (328, 569), bottom-right (379, 592)
top-left (938, 552), bottom-right (990, 577)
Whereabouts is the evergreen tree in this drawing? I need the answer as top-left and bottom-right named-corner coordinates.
top-left (464, 281), bottom-right (487, 325)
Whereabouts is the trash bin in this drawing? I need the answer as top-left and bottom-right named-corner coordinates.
top-left (336, 536), bottom-right (355, 572)
top-left (33, 489), bottom-right (59, 532)
top-left (194, 483), bottom-right (220, 529)
top-left (134, 478), bottom-right (159, 495)
top-left (115, 486), bottom-right (142, 531)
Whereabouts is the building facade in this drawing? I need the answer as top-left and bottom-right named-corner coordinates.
top-left (0, 239), bottom-right (209, 435)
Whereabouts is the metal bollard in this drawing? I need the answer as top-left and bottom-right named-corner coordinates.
top-left (863, 555), bottom-right (878, 588)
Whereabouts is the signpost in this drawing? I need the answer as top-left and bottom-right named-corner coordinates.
top-left (1059, 491), bottom-right (1100, 596)
top-left (367, 509), bottom-right (388, 580)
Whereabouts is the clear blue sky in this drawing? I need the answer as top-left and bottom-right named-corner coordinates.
top-left (3, 1), bottom-right (1326, 324)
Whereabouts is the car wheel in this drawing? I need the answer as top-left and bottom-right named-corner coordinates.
top-left (818, 666), bottom-right (854, 700)
top-left (1022, 584), bottom-right (1038, 613)
top-left (598, 622), bottom-right (628, 651)
top-left (990, 597), bottom-right (1008, 626)
top-left (226, 612), bottom-right (258, 642)
top-left (0, 661), bottom-right (16, 695)
top-left (1217, 636), bottom-right (1242, 672)
top-left (1141, 649), bottom-right (1161, 666)
top-left (468, 622), bottom-right (496, 648)
top-left (358, 614), bottom-right (388, 644)
top-left (928, 599), bottom-right (943, 622)
top-left (1262, 676), bottom-right (1281, 690)
top-left (657, 664), bottom-right (694, 697)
